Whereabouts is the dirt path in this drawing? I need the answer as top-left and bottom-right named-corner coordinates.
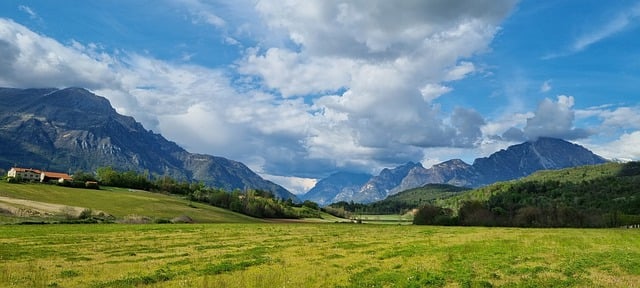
top-left (0, 196), bottom-right (86, 217)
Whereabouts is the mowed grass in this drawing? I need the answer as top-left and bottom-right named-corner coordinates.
top-left (0, 182), bottom-right (258, 223)
top-left (1, 224), bottom-right (638, 288)
top-left (357, 214), bottom-right (413, 224)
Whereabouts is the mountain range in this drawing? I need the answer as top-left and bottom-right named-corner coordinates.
top-left (302, 137), bottom-right (608, 204)
top-left (0, 87), bottom-right (610, 205)
top-left (0, 87), bottom-right (297, 201)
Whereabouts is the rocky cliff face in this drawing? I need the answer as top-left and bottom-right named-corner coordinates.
top-left (351, 162), bottom-right (422, 203)
top-left (0, 87), bottom-right (296, 200)
top-left (391, 159), bottom-right (478, 194)
top-left (304, 138), bottom-right (608, 204)
top-left (471, 137), bottom-right (608, 186)
top-left (300, 172), bottom-right (372, 205)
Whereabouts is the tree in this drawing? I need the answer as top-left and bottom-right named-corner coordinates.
top-left (73, 170), bottom-right (96, 182)
top-left (458, 200), bottom-right (495, 226)
top-left (302, 200), bottom-right (319, 210)
top-left (413, 205), bottom-right (443, 225)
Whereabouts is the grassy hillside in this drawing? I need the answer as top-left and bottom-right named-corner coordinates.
top-left (437, 162), bottom-right (638, 209)
top-left (386, 183), bottom-right (470, 205)
top-left (328, 183), bottom-right (469, 215)
top-left (0, 182), bottom-right (260, 223)
top-left (431, 162), bottom-right (640, 227)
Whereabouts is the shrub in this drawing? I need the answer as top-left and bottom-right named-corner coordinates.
top-left (154, 218), bottom-right (172, 224)
top-left (119, 215), bottom-right (152, 224)
top-left (85, 181), bottom-right (99, 189)
top-left (171, 215), bottom-right (194, 223)
top-left (413, 205), bottom-right (454, 225)
top-left (78, 209), bottom-right (93, 220)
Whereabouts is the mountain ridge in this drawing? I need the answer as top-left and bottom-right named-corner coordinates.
top-left (304, 138), bottom-right (608, 204)
top-left (0, 87), bottom-right (297, 201)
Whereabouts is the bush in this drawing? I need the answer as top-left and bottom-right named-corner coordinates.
top-left (85, 181), bottom-right (99, 189)
top-left (302, 200), bottom-right (320, 210)
top-left (78, 209), bottom-right (93, 220)
top-left (154, 218), bottom-right (172, 224)
top-left (413, 205), bottom-right (454, 225)
top-left (171, 215), bottom-right (194, 223)
top-left (119, 215), bottom-right (152, 224)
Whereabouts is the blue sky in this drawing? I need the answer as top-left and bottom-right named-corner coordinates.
top-left (1, 0), bottom-right (639, 193)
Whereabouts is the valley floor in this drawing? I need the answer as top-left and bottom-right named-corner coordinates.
top-left (1, 223), bottom-right (638, 287)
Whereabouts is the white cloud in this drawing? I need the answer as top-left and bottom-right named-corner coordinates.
top-left (420, 83), bottom-right (452, 102)
top-left (18, 5), bottom-right (39, 20)
top-left (445, 61), bottom-right (476, 81)
top-left (572, 2), bottom-right (640, 52)
top-left (238, 0), bottom-right (516, 170)
top-left (540, 80), bottom-right (552, 93)
top-left (522, 95), bottom-right (591, 140)
top-left (261, 174), bottom-right (317, 195)
top-left (578, 106), bottom-right (640, 130)
top-left (482, 111), bottom-right (532, 139)
top-left (544, 2), bottom-right (640, 59)
top-left (0, 19), bottom-right (117, 90)
top-left (0, 0), bottom-right (519, 181)
top-left (239, 48), bottom-right (352, 97)
top-left (585, 131), bottom-right (640, 161)
top-left (172, 0), bottom-right (226, 27)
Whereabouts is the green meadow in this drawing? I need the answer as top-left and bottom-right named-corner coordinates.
top-left (0, 182), bottom-right (257, 224)
top-left (1, 224), bottom-right (638, 288)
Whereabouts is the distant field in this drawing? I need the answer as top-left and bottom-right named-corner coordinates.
top-left (0, 182), bottom-right (258, 223)
top-left (1, 224), bottom-right (638, 287)
top-left (355, 213), bottom-right (413, 224)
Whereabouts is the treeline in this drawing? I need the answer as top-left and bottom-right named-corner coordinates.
top-left (189, 189), bottom-right (320, 219)
top-left (325, 184), bottom-right (469, 216)
top-left (414, 162), bottom-right (640, 227)
top-left (326, 200), bottom-right (417, 216)
top-left (84, 167), bottom-right (321, 219)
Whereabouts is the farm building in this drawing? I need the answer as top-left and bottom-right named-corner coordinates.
top-left (7, 167), bottom-right (42, 181)
top-left (7, 167), bottom-right (72, 183)
top-left (40, 171), bottom-right (73, 183)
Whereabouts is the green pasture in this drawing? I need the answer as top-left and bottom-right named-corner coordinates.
top-left (1, 224), bottom-right (638, 288)
top-left (0, 182), bottom-right (258, 223)
top-left (354, 213), bottom-right (413, 224)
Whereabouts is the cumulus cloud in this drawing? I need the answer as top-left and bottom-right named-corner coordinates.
top-left (586, 131), bottom-right (640, 161)
top-left (578, 106), bottom-right (640, 130)
top-left (239, 0), bottom-right (516, 170)
top-left (0, 19), bottom-right (117, 90)
top-left (522, 95), bottom-right (591, 140)
top-left (451, 108), bottom-right (486, 147)
top-left (0, 0), bottom-right (518, 180)
top-left (501, 126), bottom-right (527, 142)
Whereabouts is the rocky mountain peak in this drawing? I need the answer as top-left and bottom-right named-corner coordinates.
top-left (301, 171), bottom-right (372, 206)
top-left (43, 87), bottom-right (115, 114)
top-left (472, 137), bottom-right (607, 186)
top-left (304, 137), bottom-right (608, 204)
top-left (0, 87), bottom-right (297, 201)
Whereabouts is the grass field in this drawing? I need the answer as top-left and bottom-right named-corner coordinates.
top-left (1, 224), bottom-right (638, 288)
top-left (0, 182), bottom-right (259, 224)
top-left (354, 213), bottom-right (413, 224)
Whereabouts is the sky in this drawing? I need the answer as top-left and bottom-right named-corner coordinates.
top-left (1, 0), bottom-right (639, 194)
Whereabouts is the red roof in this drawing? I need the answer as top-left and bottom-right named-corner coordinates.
top-left (42, 171), bottom-right (72, 180)
top-left (11, 167), bottom-right (42, 174)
